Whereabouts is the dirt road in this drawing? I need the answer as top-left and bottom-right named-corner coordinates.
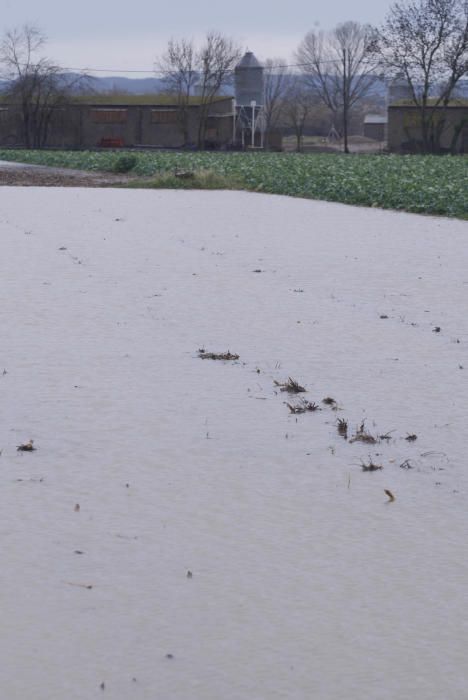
top-left (0, 160), bottom-right (128, 187)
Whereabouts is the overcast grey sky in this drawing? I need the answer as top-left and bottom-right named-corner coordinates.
top-left (3, 0), bottom-right (393, 75)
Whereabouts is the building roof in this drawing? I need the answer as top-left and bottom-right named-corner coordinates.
top-left (364, 114), bottom-right (387, 124)
top-left (69, 93), bottom-right (233, 106)
top-left (389, 99), bottom-right (468, 107)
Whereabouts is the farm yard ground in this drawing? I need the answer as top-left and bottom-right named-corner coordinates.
top-left (0, 150), bottom-right (466, 218)
top-left (1, 187), bottom-right (467, 700)
top-left (281, 133), bottom-right (387, 153)
top-left (0, 160), bottom-right (130, 188)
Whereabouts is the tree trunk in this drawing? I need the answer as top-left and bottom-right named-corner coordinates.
top-left (342, 105), bottom-right (349, 154)
top-left (342, 48), bottom-right (350, 154)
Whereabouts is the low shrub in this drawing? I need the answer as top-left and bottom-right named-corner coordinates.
top-left (112, 155), bottom-right (138, 173)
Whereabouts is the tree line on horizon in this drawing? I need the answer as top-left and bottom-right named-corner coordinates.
top-left (0, 0), bottom-right (467, 153)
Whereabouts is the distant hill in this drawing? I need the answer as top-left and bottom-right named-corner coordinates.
top-left (1, 73), bottom-right (466, 99)
top-left (84, 75), bottom-right (166, 94)
top-left (0, 75), bottom-right (167, 95)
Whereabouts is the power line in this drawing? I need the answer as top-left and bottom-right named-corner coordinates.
top-left (48, 58), bottom-right (347, 76)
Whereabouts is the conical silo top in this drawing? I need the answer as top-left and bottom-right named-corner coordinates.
top-left (236, 51), bottom-right (263, 69)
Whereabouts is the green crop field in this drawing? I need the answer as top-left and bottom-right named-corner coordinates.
top-left (0, 149), bottom-right (466, 219)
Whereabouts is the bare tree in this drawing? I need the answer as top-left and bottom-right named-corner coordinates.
top-left (195, 32), bottom-right (241, 148)
top-left (157, 32), bottom-right (240, 149)
top-left (157, 38), bottom-right (197, 145)
top-left (297, 22), bottom-right (380, 153)
top-left (283, 77), bottom-right (315, 151)
top-left (378, 0), bottom-right (468, 152)
top-left (0, 24), bottom-right (83, 148)
top-left (263, 58), bottom-right (289, 148)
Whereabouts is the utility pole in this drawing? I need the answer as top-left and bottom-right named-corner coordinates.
top-left (342, 47), bottom-right (349, 154)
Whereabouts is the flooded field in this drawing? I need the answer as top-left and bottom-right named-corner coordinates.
top-left (1, 188), bottom-right (467, 699)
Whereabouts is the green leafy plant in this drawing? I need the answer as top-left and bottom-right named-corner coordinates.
top-left (0, 149), bottom-right (465, 218)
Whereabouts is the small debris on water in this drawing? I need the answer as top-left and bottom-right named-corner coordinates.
top-left (349, 421), bottom-right (377, 444)
top-left (274, 377), bottom-right (306, 393)
top-left (286, 399), bottom-right (320, 413)
top-left (361, 459), bottom-right (382, 472)
top-left (380, 314), bottom-right (389, 319)
top-left (74, 503), bottom-right (80, 512)
top-left (166, 653), bottom-right (174, 660)
top-left (17, 440), bottom-right (35, 452)
top-left (198, 350), bottom-right (239, 361)
top-left (405, 433), bottom-right (418, 442)
top-left (100, 682), bottom-right (105, 691)
top-left (322, 396), bottom-right (337, 408)
top-left (433, 326), bottom-right (441, 333)
top-left (187, 570), bottom-right (193, 578)
top-left (384, 489), bottom-right (395, 502)
top-left (337, 418), bottom-right (348, 438)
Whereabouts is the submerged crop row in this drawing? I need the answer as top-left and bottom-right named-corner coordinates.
top-left (0, 149), bottom-right (466, 219)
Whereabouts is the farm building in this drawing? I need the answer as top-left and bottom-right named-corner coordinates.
top-left (0, 95), bottom-right (235, 149)
top-left (363, 114), bottom-right (387, 141)
top-left (0, 51), bottom-right (277, 151)
top-left (387, 102), bottom-right (468, 154)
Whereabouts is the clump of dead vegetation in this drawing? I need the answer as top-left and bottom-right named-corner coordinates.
top-left (360, 458), bottom-right (382, 472)
top-left (322, 396), bottom-right (337, 408)
top-left (337, 418), bottom-right (348, 439)
top-left (130, 169), bottom-right (244, 192)
top-left (274, 377), bottom-right (306, 393)
top-left (17, 439), bottom-right (36, 452)
top-left (349, 421), bottom-right (378, 445)
top-left (198, 349), bottom-right (239, 361)
top-left (405, 433), bottom-right (418, 442)
top-left (286, 399), bottom-right (320, 414)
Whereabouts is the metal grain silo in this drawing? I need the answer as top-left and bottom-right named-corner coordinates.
top-left (235, 52), bottom-right (264, 107)
top-left (388, 74), bottom-right (413, 104)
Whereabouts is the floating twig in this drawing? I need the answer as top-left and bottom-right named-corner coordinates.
top-left (384, 489), bottom-right (395, 502)
top-left (65, 581), bottom-right (93, 590)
